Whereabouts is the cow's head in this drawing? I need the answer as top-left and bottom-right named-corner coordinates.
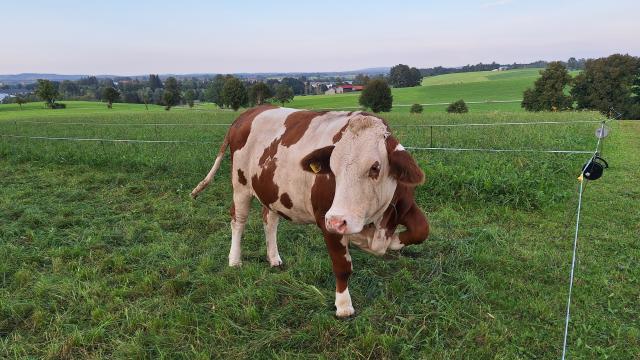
top-left (301, 115), bottom-right (424, 234)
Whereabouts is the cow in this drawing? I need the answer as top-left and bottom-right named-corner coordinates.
top-left (191, 105), bottom-right (429, 317)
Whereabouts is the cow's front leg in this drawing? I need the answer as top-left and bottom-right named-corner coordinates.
top-left (262, 207), bottom-right (282, 267)
top-left (323, 232), bottom-right (354, 318)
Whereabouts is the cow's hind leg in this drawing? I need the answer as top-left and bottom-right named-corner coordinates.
top-left (262, 207), bottom-right (282, 267)
top-left (229, 192), bottom-right (251, 267)
top-left (323, 231), bottom-right (354, 318)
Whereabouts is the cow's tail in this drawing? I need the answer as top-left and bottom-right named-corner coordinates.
top-left (191, 134), bottom-right (230, 199)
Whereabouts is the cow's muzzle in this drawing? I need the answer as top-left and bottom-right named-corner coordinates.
top-left (325, 215), bottom-right (348, 234)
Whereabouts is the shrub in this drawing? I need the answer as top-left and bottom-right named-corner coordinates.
top-left (410, 103), bottom-right (423, 114)
top-left (359, 79), bottom-right (393, 113)
top-left (447, 99), bottom-right (468, 113)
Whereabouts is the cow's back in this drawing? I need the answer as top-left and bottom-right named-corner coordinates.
top-left (230, 107), bottom-right (353, 224)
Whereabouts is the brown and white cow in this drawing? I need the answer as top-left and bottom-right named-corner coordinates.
top-left (191, 105), bottom-right (429, 317)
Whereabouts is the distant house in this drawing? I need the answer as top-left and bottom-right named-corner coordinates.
top-left (324, 83), bottom-right (363, 95)
top-left (492, 66), bottom-right (510, 72)
top-left (337, 84), bottom-right (353, 93)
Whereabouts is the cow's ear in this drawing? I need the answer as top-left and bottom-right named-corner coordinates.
top-left (388, 148), bottom-right (424, 185)
top-left (301, 145), bottom-right (334, 174)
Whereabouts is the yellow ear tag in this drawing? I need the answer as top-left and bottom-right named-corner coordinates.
top-left (310, 162), bottom-right (322, 174)
top-left (577, 173), bottom-right (584, 182)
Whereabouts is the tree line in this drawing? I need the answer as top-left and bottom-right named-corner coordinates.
top-left (420, 58), bottom-right (588, 77)
top-left (521, 54), bottom-right (640, 119)
top-left (5, 74), bottom-right (302, 111)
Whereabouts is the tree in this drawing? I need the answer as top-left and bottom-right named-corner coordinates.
top-left (410, 103), bottom-right (423, 114)
top-left (567, 57), bottom-right (579, 70)
top-left (389, 64), bottom-right (422, 87)
top-left (359, 79), bottom-right (393, 113)
top-left (184, 89), bottom-right (196, 108)
top-left (447, 99), bottom-right (468, 113)
top-left (102, 87), bottom-right (120, 109)
top-left (353, 74), bottom-right (371, 86)
top-left (280, 77), bottom-right (305, 95)
top-left (15, 95), bottom-right (27, 110)
top-left (35, 79), bottom-right (59, 108)
top-left (148, 74), bottom-right (163, 90)
top-left (59, 80), bottom-right (80, 97)
top-left (249, 82), bottom-right (273, 105)
top-left (571, 54), bottom-right (640, 119)
top-left (204, 75), bottom-right (227, 108)
top-left (221, 77), bottom-right (248, 111)
top-left (274, 84), bottom-right (294, 106)
top-left (521, 62), bottom-right (573, 112)
top-left (137, 87), bottom-right (152, 110)
top-left (162, 77), bottom-right (181, 110)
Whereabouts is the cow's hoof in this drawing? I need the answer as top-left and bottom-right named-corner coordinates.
top-left (228, 259), bottom-right (243, 267)
top-left (335, 306), bottom-right (355, 318)
top-left (269, 256), bottom-right (283, 267)
top-left (388, 235), bottom-right (404, 250)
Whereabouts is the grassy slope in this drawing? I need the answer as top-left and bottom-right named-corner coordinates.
top-left (288, 69), bottom-right (544, 113)
top-left (0, 104), bottom-right (638, 358)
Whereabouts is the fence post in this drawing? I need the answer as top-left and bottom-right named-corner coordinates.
top-left (430, 126), bottom-right (433, 148)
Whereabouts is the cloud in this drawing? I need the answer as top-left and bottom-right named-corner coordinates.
top-left (481, 0), bottom-right (513, 8)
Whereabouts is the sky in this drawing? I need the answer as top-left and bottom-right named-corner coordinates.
top-left (1, 0), bottom-right (639, 75)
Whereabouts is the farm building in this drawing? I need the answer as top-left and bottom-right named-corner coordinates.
top-left (324, 84), bottom-right (364, 95)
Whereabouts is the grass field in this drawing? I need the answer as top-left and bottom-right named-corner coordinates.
top-left (1, 101), bottom-right (638, 358)
top-left (289, 69), bottom-right (552, 113)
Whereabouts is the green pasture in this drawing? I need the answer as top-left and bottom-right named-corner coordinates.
top-left (289, 69), bottom-right (552, 112)
top-left (0, 102), bottom-right (638, 358)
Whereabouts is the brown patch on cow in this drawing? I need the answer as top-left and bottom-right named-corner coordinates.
top-left (332, 122), bottom-right (349, 143)
top-left (323, 232), bottom-right (351, 293)
top-left (230, 202), bottom-right (236, 222)
top-left (258, 138), bottom-right (280, 167)
top-left (237, 169), bottom-right (247, 185)
top-left (280, 111), bottom-right (326, 147)
top-left (251, 161), bottom-right (279, 207)
top-left (280, 193), bottom-right (293, 209)
top-left (228, 105), bottom-right (276, 160)
top-left (389, 150), bottom-right (425, 185)
top-left (262, 206), bottom-right (269, 224)
top-left (311, 173), bottom-right (336, 221)
top-left (301, 145), bottom-right (335, 175)
top-left (385, 135), bottom-right (424, 185)
top-left (277, 211), bottom-right (292, 221)
top-left (385, 135), bottom-right (400, 154)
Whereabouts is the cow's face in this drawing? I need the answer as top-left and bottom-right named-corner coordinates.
top-left (301, 115), bottom-right (424, 234)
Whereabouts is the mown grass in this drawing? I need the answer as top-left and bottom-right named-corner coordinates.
top-left (0, 103), bottom-right (638, 358)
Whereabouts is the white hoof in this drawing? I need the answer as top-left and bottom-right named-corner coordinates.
top-left (335, 288), bottom-right (354, 318)
top-left (335, 305), bottom-right (355, 318)
top-left (269, 255), bottom-right (283, 267)
top-left (228, 258), bottom-right (242, 267)
top-left (389, 234), bottom-right (404, 250)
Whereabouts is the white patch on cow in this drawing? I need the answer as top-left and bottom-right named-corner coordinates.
top-left (263, 209), bottom-right (283, 267)
top-left (340, 236), bottom-right (352, 264)
top-left (395, 143), bottom-right (405, 152)
top-left (229, 219), bottom-right (244, 267)
top-left (335, 288), bottom-right (355, 317)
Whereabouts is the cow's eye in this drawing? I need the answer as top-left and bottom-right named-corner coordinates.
top-left (368, 161), bottom-right (381, 179)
